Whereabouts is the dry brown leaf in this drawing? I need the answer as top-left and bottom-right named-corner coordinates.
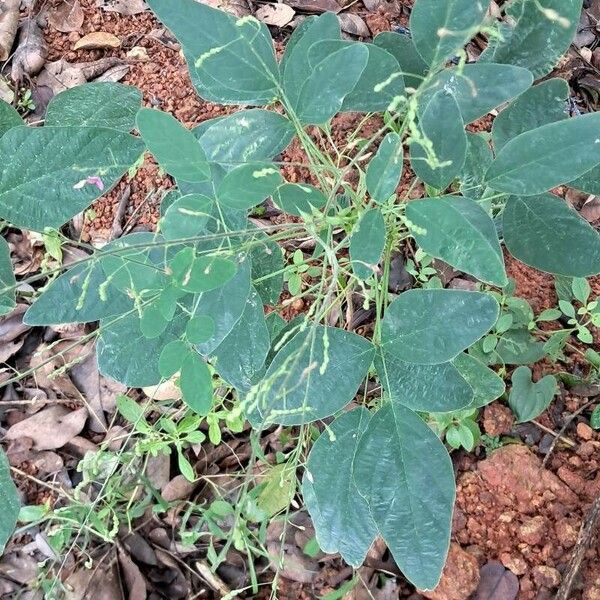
top-left (0, 305), bottom-right (29, 364)
top-left (581, 195), bottom-right (600, 223)
top-left (0, 0), bottom-right (20, 62)
top-left (162, 474), bottom-right (195, 502)
top-left (0, 77), bottom-right (13, 103)
top-left (29, 341), bottom-right (87, 398)
top-left (338, 13), bottom-right (370, 37)
top-left (142, 379), bottom-right (181, 401)
top-left (5, 405), bottom-right (88, 450)
top-left (93, 63), bottom-right (130, 82)
top-left (286, 0), bottom-right (341, 13)
top-left (95, 0), bottom-right (148, 16)
top-left (256, 3), bottom-right (295, 27)
top-left (36, 59), bottom-right (87, 96)
top-left (202, 0), bottom-right (251, 17)
top-left (117, 548), bottom-right (147, 600)
top-left (74, 31), bottom-right (122, 51)
top-left (11, 18), bottom-right (48, 81)
top-left (48, 0), bottom-right (84, 33)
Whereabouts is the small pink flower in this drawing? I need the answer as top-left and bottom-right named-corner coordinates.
top-left (73, 176), bottom-right (105, 191)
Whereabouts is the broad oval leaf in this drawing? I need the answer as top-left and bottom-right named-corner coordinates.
top-left (366, 132), bottom-right (403, 203)
top-left (481, 0), bottom-right (582, 79)
top-left (303, 408), bottom-right (377, 567)
top-left (248, 325), bottom-right (375, 426)
top-left (421, 64), bottom-right (533, 124)
top-left (406, 195), bottom-right (507, 285)
top-left (375, 351), bottom-right (474, 412)
top-left (160, 194), bottom-right (213, 241)
top-left (570, 165), bottom-right (600, 195)
top-left (373, 32), bottom-right (429, 91)
top-left (194, 109), bottom-right (294, 166)
top-left (281, 13), bottom-right (341, 110)
top-left (459, 132), bottom-right (493, 199)
top-left (294, 44), bottom-right (369, 125)
top-left (350, 208), bottom-right (386, 280)
top-left (410, 0), bottom-right (488, 67)
top-left (491, 78), bottom-right (569, 152)
top-left (353, 402), bottom-right (455, 590)
top-left (0, 449), bottom-right (19, 554)
top-left (0, 237), bottom-right (16, 316)
top-left (159, 340), bottom-right (189, 378)
top-left (485, 112), bottom-right (600, 195)
top-left (249, 225), bottom-right (284, 305)
top-left (217, 162), bottom-right (283, 210)
top-left (180, 352), bottom-right (213, 415)
top-left (137, 108), bottom-right (210, 183)
top-left (186, 315), bottom-right (215, 345)
top-left (210, 286), bottom-right (270, 392)
top-left (410, 91), bottom-right (466, 190)
top-left (0, 126), bottom-right (143, 231)
top-left (381, 289), bottom-right (499, 364)
top-left (508, 366), bottom-right (557, 423)
top-left (148, 0), bottom-right (279, 105)
top-left (307, 41), bottom-right (405, 112)
top-left (45, 83), bottom-right (142, 131)
top-left (452, 352), bottom-right (505, 409)
top-left (273, 183), bottom-right (327, 216)
top-left (0, 100), bottom-right (23, 138)
top-left (170, 249), bottom-right (237, 293)
top-left (503, 193), bottom-right (600, 277)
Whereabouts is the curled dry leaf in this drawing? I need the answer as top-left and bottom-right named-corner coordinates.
top-left (0, 0), bottom-right (20, 62)
top-left (472, 561), bottom-right (519, 600)
top-left (93, 63), bottom-right (130, 82)
top-left (0, 77), bottom-right (13, 103)
top-left (95, 0), bottom-right (149, 16)
top-left (73, 32), bottom-right (122, 51)
top-left (581, 195), bottom-right (600, 223)
top-left (11, 18), bottom-right (48, 81)
top-left (48, 0), bottom-right (85, 33)
top-left (286, 0), bottom-right (341, 13)
top-left (0, 305), bottom-right (29, 363)
top-left (5, 405), bottom-right (88, 450)
top-left (203, 0), bottom-right (251, 18)
top-left (338, 13), bottom-right (370, 37)
top-left (256, 3), bottom-right (295, 27)
top-left (143, 378), bottom-right (181, 401)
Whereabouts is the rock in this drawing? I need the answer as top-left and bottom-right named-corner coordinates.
top-left (576, 422), bottom-right (593, 441)
top-left (531, 566), bottom-right (561, 588)
top-left (477, 445), bottom-right (579, 511)
top-left (483, 403), bottom-right (514, 437)
top-left (500, 552), bottom-right (528, 575)
top-left (555, 519), bottom-right (579, 548)
top-left (518, 516), bottom-right (547, 546)
top-left (419, 543), bottom-right (480, 600)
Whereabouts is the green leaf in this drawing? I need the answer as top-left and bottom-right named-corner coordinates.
top-left (375, 351), bottom-right (474, 412)
top-left (273, 183), bottom-right (327, 216)
top-left (170, 248), bottom-right (237, 293)
top-left (0, 237), bottom-right (15, 316)
top-left (248, 325), bottom-right (375, 426)
top-left (147, 0), bottom-right (279, 105)
top-left (186, 315), bottom-right (215, 345)
top-left (210, 286), bottom-right (269, 392)
top-left (503, 194), bottom-right (600, 277)
top-left (98, 310), bottom-right (187, 387)
top-left (491, 79), bottom-right (569, 152)
top-left (195, 254), bottom-right (252, 355)
top-left (353, 402), bottom-right (454, 590)
top-left (45, 83), bottom-right (142, 131)
top-left (140, 303), bottom-right (168, 339)
top-left (421, 64), bottom-right (533, 124)
top-left (481, 0), bottom-right (582, 79)
top-left (373, 31), bottom-right (429, 90)
top-left (258, 463), bottom-right (296, 517)
top-left (249, 226), bottom-right (284, 305)
top-left (366, 132), bottom-right (403, 203)
top-left (303, 408), bottom-right (377, 567)
top-left (485, 113), bottom-right (600, 195)
top-left (452, 352), bottom-right (505, 408)
top-left (160, 194), bottom-right (213, 241)
top-left (409, 0), bottom-right (487, 67)
top-left (350, 208), bottom-right (386, 280)
top-left (0, 100), bottom-right (23, 138)
top-left (307, 41), bottom-right (404, 112)
top-left (406, 195), bottom-right (506, 285)
top-left (410, 91), bottom-right (466, 190)
top-left (493, 329), bottom-right (545, 365)
top-left (194, 109), bottom-right (294, 165)
top-left (508, 366), bottom-right (557, 423)
top-left (459, 132), bottom-right (494, 199)
top-left (217, 162), bottom-right (282, 210)
top-left (570, 165), bottom-right (600, 195)
top-left (159, 340), bottom-right (189, 378)
top-left (180, 352), bottom-right (213, 415)
top-left (281, 13), bottom-right (341, 110)
top-left (572, 277), bottom-right (591, 305)
top-left (293, 44), bottom-right (369, 125)
top-left (0, 448), bottom-right (20, 553)
top-left (590, 405), bottom-right (600, 430)
top-left (0, 126), bottom-right (143, 231)
top-left (137, 108), bottom-right (210, 183)
top-left (381, 289), bottom-right (499, 364)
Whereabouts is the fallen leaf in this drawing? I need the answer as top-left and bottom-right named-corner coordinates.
top-left (95, 0), bottom-right (148, 15)
top-left (0, 0), bottom-right (20, 62)
top-left (36, 59), bottom-right (86, 96)
top-left (256, 3), bottom-right (295, 27)
top-left (581, 195), bottom-right (600, 223)
top-left (162, 474), bottom-right (194, 502)
top-left (286, 0), bottom-right (341, 13)
top-left (202, 0), bottom-right (251, 17)
top-left (48, 0), bottom-right (84, 33)
top-left (0, 305), bottom-right (29, 362)
top-left (126, 46), bottom-right (149, 60)
top-left (0, 77), bottom-right (13, 103)
top-left (5, 406), bottom-right (88, 450)
top-left (93, 63), bottom-right (130, 82)
top-left (338, 12), bottom-right (370, 37)
top-left (142, 379), bottom-right (181, 401)
top-left (473, 561), bottom-right (519, 600)
top-left (118, 548), bottom-right (147, 600)
top-left (11, 18), bottom-right (47, 81)
top-left (74, 32), bottom-right (122, 51)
